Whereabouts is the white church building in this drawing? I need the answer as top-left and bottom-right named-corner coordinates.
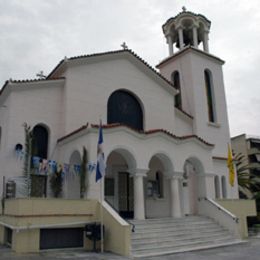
top-left (0, 9), bottom-right (256, 257)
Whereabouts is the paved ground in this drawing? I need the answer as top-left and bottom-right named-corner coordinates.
top-left (1, 237), bottom-right (260, 260)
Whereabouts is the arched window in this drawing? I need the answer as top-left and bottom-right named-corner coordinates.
top-left (32, 125), bottom-right (49, 159)
top-left (214, 176), bottom-right (220, 199)
top-left (107, 90), bottom-right (143, 131)
top-left (172, 71), bottom-right (182, 109)
top-left (204, 70), bottom-right (216, 123)
top-left (221, 176), bottom-right (227, 198)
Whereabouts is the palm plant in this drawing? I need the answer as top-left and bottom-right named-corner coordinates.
top-left (234, 153), bottom-right (260, 199)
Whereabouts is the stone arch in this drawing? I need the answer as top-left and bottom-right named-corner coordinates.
top-left (64, 150), bottom-right (81, 199)
top-left (106, 146), bottom-right (137, 171)
top-left (182, 157), bottom-right (206, 215)
top-left (105, 147), bottom-right (137, 218)
top-left (146, 152), bottom-right (174, 218)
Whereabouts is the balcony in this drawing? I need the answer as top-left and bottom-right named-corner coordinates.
top-left (248, 147), bottom-right (260, 155)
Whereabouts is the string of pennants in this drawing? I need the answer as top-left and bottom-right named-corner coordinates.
top-left (15, 150), bottom-right (96, 177)
top-left (30, 156), bottom-right (97, 176)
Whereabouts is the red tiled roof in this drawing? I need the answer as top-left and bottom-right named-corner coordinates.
top-left (58, 123), bottom-right (213, 147)
top-left (57, 123), bottom-right (89, 143)
top-left (156, 46), bottom-right (224, 68)
top-left (212, 156), bottom-right (228, 161)
top-left (162, 10), bottom-right (211, 31)
top-left (175, 107), bottom-right (193, 119)
top-left (47, 49), bottom-right (177, 92)
top-left (0, 77), bottom-right (65, 96)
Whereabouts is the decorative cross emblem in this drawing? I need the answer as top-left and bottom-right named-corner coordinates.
top-left (121, 42), bottom-right (128, 50)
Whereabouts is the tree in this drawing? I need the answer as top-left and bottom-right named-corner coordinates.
top-left (50, 166), bottom-right (63, 198)
top-left (234, 152), bottom-right (260, 199)
top-left (23, 123), bottom-right (33, 196)
top-left (80, 146), bottom-right (88, 198)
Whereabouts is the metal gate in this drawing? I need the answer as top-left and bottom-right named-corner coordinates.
top-left (40, 228), bottom-right (83, 249)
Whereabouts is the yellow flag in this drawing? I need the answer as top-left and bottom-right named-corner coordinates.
top-left (227, 144), bottom-right (235, 186)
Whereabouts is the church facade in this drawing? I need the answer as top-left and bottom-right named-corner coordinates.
top-left (0, 9), bottom-right (255, 256)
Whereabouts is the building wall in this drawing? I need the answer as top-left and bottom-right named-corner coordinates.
top-left (57, 127), bottom-right (215, 202)
top-left (63, 58), bottom-right (177, 134)
top-left (158, 50), bottom-right (231, 157)
top-left (0, 82), bottom-right (64, 195)
top-left (231, 134), bottom-right (249, 170)
top-left (213, 158), bottom-right (238, 199)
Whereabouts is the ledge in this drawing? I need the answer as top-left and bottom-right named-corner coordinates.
top-left (208, 122), bottom-right (221, 128)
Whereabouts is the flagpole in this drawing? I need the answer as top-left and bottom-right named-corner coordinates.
top-left (100, 175), bottom-right (104, 253)
top-left (96, 119), bottom-right (105, 253)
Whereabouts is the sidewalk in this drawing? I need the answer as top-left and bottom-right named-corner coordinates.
top-left (1, 237), bottom-right (260, 260)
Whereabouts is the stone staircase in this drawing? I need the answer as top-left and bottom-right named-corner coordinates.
top-left (129, 216), bottom-right (243, 258)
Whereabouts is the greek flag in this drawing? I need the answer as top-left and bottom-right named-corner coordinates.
top-left (96, 121), bottom-right (106, 182)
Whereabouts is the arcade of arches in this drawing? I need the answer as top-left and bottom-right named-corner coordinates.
top-left (105, 149), bottom-right (207, 220)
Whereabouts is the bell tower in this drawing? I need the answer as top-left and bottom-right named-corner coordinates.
top-left (157, 8), bottom-right (231, 157)
top-left (163, 6), bottom-right (211, 56)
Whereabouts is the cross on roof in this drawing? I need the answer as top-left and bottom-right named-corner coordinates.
top-left (182, 6), bottom-right (187, 12)
top-left (121, 42), bottom-right (128, 50)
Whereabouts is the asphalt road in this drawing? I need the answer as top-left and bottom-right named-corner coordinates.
top-left (1, 237), bottom-right (260, 260)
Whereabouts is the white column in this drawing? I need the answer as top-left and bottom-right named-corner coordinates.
top-left (167, 34), bottom-right (174, 56)
top-left (132, 169), bottom-right (147, 220)
top-left (203, 30), bottom-right (209, 52)
top-left (178, 27), bottom-right (184, 50)
top-left (169, 174), bottom-right (182, 218)
top-left (192, 26), bottom-right (198, 48)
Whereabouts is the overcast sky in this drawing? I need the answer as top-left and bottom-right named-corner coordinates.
top-left (0, 0), bottom-right (259, 137)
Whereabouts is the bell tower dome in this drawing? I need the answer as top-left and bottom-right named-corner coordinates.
top-left (157, 8), bottom-right (231, 157)
top-left (163, 7), bottom-right (211, 56)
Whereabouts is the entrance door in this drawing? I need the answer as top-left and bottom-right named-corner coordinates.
top-left (118, 172), bottom-right (133, 219)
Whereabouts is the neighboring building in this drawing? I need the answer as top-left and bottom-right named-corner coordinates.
top-left (0, 8), bottom-right (256, 257)
top-left (231, 134), bottom-right (260, 176)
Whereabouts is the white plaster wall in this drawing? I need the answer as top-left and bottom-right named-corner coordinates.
top-left (145, 178), bottom-right (171, 218)
top-left (63, 58), bottom-right (176, 134)
top-left (145, 157), bottom-right (171, 218)
top-left (174, 109), bottom-right (193, 135)
top-left (57, 127), bottom-right (215, 201)
top-left (158, 50), bottom-right (231, 157)
top-left (0, 82), bottom-right (64, 195)
top-left (0, 95), bottom-right (12, 194)
top-left (213, 159), bottom-right (238, 199)
top-left (158, 53), bottom-right (195, 116)
top-left (189, 52), bottom-right (230, 157)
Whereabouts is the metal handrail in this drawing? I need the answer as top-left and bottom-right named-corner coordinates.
top-left (104, 199), bottom-right (135, 232)
top-left (200, 197), bottom-right (239, 223)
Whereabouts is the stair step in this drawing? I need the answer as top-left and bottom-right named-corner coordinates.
top-left (132, 225), bottom-right (225, 236)
top-left (131, 220), bottom-right (216, 228)
top-left (130, 216), bottom-right (207, 225)
top-left (132, 231), bottom-right (231, 245)
top-left (132, 240), bottom-right (244, 258)
top-left (130, 216), bottom-right (241, 258)
top-left (132, 235), bottom-right (234, 250)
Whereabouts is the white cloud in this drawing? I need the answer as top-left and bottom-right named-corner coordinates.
top-left (0, 0), bottom-right (259, 136)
